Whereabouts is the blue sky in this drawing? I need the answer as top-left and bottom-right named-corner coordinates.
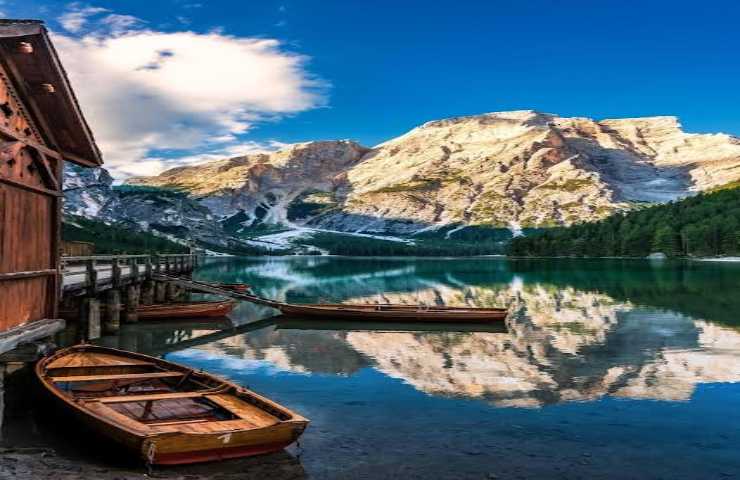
top-left (5, 1), bottom-right (740, 176)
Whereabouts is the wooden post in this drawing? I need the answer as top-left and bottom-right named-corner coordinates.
top-left (165, 257), bottom-right (171, 274)
top-left (81, 297), bottom-right (101, 340)
top-left (141, 280), bottom-right (155, 305)
top-left (85, 259), bottom-right (97, 296)
top-left (154, 255), bottom-right (161, 274)
top-left (130, 257), bottom-right (140, 282)
top-left (155, 281), bottom-right (167, 303)
top-left (165, 282), bottom-right (178, 302)
top-left (145, 257), bottom-right (153, 279)
top-left (124, 285), bottom-right (140, 323)
top-left (111, 257), bottom-right (121, 288)
top-left (104, 289), bottom-right (121, 334)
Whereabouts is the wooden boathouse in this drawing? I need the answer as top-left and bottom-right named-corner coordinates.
top-left (0, 20), bottom-right (103, 355)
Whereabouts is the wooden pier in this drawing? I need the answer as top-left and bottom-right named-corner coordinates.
top-left (59, 253), bottom-right (201, 341)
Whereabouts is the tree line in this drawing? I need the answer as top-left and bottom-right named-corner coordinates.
top-left (63, 215), bottom-right (189, 254)
top-left (507, 186), bottom-right (740, 257)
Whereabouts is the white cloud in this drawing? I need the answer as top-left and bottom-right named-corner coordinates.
top-left (53, 6), bottom-right (328, 178)
top-left (115, 141), bottom-right (287, 178)
top-left (58, 4), bottom-right (109, 33)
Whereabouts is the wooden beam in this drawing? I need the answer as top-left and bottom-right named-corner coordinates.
top-left (0, 123), bottom-right (61, 160)
top-left (31, 151), bottom-right (59, 191)
top-left (60, 150), bottom-right (99, 168)
top-left (97, 390), bottom-right (219, 404)
top-left (0, 318), bottom-right (65, 356)
top-left (51, 371), bottom-right (184, 383)
top-left (0, 269), bottom-right (57, 281)
top-left (0, 171), bottom-right (62, 197)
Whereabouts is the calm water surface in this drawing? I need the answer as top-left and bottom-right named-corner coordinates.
top-left (79, 258), bottom-right (740, 478)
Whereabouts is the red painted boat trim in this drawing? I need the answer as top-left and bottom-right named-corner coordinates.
top-left (153, 441), bottom-right (292, 465)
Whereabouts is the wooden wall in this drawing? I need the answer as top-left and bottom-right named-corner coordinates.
top-left (0, 60), bottom-right (60, 333)
top-left (61, 241), bottom-right (94, 257)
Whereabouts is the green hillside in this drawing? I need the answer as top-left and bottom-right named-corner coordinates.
top-left (63, 215), bottom-right (189, 254)
top-left (508, 187), bottom-right (740, 257)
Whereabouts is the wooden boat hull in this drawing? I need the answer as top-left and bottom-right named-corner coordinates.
top-left (215, 283), bottom-right (251, 293)
top-left (277, 303), bottom-right (508, 323)
top-left (136, 300), bottom-right (237, 320)
top-left (36, 345), bottom-right (308, 465)
top-left (275, 317), bottom-right (508, 333)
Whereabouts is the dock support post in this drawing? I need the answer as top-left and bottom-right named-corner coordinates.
top-left (124, 285), bottom-right (140, 323)
top-left (155, 281), bottom-right (167, 303)
top-left (81, 297), bottom-right (101, 340)
top-left (165, 282), bottom-right (179, 302)
top-left (141, 280), bottom-right (155, 306)
top-left (104, 289), bottom-right (121, 334)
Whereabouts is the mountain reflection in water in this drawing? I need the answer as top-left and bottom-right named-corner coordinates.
top-left (105, 256), bottom-right (740, 409)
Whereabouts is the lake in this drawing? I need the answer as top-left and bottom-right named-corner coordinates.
top-left (11, 256), bottom-right (740, 479)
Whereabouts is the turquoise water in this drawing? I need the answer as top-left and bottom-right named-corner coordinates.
top-left (115, 257), bottom-right (740, 478)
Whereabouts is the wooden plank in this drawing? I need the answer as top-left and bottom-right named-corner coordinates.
top-left (46, 352), bottom-right (154, 369)
top-left (0, 318), bottom-right (64, 355)
top-left (0, 175), bottom-right (61, 197)
top-left (206, 394), bottom-right (279, 427)
top-left (51, 371), bottom-right (183, 383)
top-left (97, 391), bottom-right (216, 404)
top-left (0, 269), bottom-right (56, 280)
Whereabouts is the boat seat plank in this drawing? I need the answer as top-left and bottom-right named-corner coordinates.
top-left (47, 352), bottom-right (154, 369)
top-left (97, 390), bottom-right (217, 404)
top-left (51, 371), bottom-right (184, 383)
top-left (148, 418), bottom-right (260, 434)
top-left (206, 394), bottom-right (279, 427)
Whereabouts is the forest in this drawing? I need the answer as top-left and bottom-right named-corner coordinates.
top-left (304, 232), bottom-right (505, 256)
top-left (508, 186), bottom-right (740, 257)
top-left (63, 215), bottom-right (189, 254)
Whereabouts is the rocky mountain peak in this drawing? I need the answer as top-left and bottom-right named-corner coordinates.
top-left (66, 111), bottom-right (740, 249)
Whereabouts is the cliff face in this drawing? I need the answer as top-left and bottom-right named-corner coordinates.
top-left (125, 111), bottom-right (740, 237)
top-left (63, 164), bottom-right (256, 252)
top-left (127, 140), bottom-right (370, 225)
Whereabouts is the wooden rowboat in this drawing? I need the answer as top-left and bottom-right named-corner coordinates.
top-left (277, 303), bottom-right (508, 322)
top-left (36, 344), bottom-right (309, 465)
top-left (214, 283), bottom-right (251, 293)
top-left (136, 300), bottom-right (237, 320)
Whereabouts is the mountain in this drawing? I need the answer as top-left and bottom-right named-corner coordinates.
top-left (65, 111), bottom-right (740, 253)
top-left (63, 164), bottom-right (271, 254)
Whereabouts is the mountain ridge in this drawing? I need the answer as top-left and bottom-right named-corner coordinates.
top-left (64, 110), bottom-right (740, 252)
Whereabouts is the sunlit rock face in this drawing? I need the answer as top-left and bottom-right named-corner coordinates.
top-left (323, 112), bottom-right (740, 232)
top-left (127, 141), bottom-right (370, 225)
top-left (122, 111), bottom-right (740, 237)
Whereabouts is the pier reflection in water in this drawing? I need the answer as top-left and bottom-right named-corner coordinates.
top-left (84, 257), bottom-right (740, 479)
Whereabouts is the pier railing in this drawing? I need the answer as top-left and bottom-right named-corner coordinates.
top-left (61, 253), bottom-right (200, 295)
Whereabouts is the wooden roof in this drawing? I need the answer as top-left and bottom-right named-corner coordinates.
top-left (0, 19), bottom-right (102, 167)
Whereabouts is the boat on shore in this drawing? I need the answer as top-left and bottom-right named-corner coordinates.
top-left (276, 303), bottom-right (508, 322)
top-left (36, 344), bottom-right (309, 465)
top-left (136, 300), bottom-right (237, 320)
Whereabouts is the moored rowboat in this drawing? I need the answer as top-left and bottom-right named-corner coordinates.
top-left (136, 300), bottom-right (237, 320)
top-left (36, 344), bottom-right (309, 465)
top-left (214, 283), bottom-right (251, 293)
top-left (277, 303), bottom-right (508, 322)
